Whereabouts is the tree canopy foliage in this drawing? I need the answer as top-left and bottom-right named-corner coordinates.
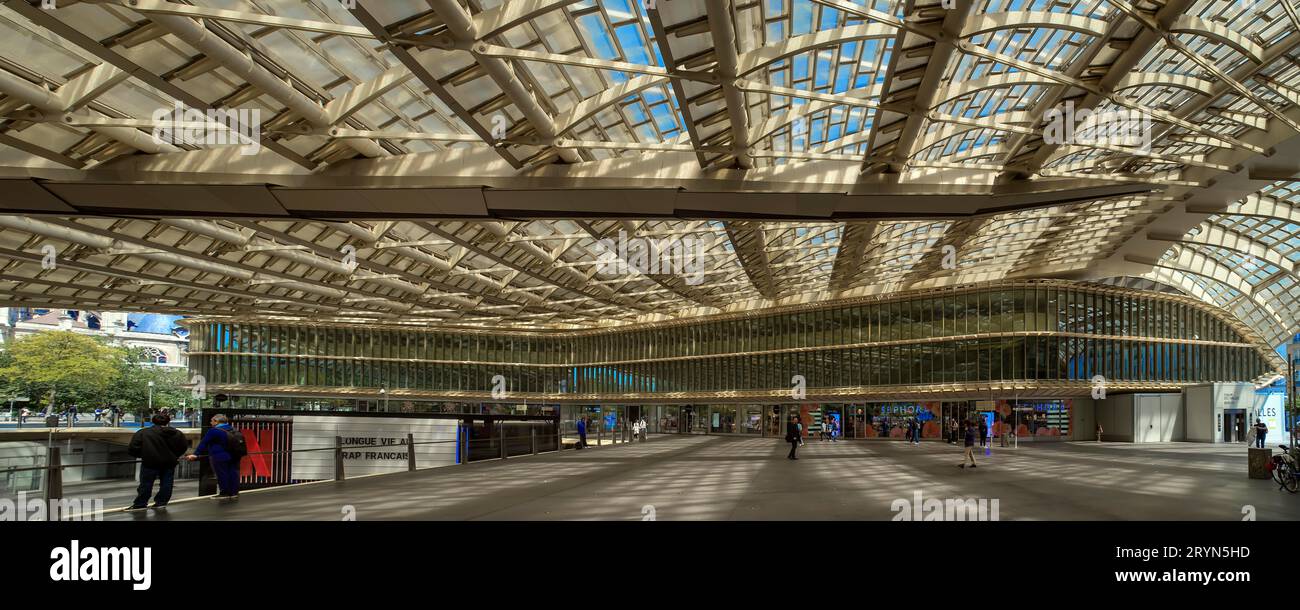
top-left (0, 331), bottom-right (189, 413)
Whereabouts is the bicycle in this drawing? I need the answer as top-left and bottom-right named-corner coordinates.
top-left (1268, 444), bottom-right (1298, 493)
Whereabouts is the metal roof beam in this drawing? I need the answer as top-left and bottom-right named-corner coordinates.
top-left (704, 0), bottom-right (752, 169)
top-left (426, 0), bottom-right (582, 164)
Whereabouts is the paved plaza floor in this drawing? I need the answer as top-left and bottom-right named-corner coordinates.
top-left (102, 435), bottom-right (1299, 521)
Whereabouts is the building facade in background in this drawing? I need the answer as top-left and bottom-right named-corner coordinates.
top-left (0, 308), bottom-right (188, 368)
top-left (186, 280), bottom-right (1282, 442)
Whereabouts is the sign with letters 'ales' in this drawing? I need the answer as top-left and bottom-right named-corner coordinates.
top-left (289, 415), bottom-right (458, 481)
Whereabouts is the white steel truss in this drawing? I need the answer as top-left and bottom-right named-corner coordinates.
top-left (0, 0), bottom-right (1295, 359)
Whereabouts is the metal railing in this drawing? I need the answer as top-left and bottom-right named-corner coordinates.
top-left (558, 422), bottom-right (657, 449)
top-left (2, 427), bottom-right (569, 500)
top-left (0, 414), bottom-right (199, 429)
top-left (0, 420), bottom-right (657, 502)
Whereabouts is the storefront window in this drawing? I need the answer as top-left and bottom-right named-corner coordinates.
top-left (739, 405), bottom-right (763, 435)
top-left (861, 402), bottom-right (942, 438)
top-left (995, 399), bottom-right (1071, 439)
top-left (711, 405), bottom-right (737, 433)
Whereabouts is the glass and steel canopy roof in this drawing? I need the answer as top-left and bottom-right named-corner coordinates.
top-left (0, 0), bottom-right (1297, 360)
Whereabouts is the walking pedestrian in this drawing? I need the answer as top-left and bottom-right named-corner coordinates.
top-left (958, 422), bottom-right (977, 469)
top-left (979, 418), bottom-right (989, 448)
top-left (576, 416), bottom-right (588, 449)
top-left (1095, 423), bottom-right (1103, 443)
top-left (785, 415), bottom-right (801, 460)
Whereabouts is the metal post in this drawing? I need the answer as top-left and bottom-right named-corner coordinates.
top-left (44, 445), bottom-right (62, 502)
top-left (334, 436), bottom-right (345, 481)
top-left (531, 428), bottom-right (537, 455)
top-left (406, 433), bottom-right (416, 472)
top-left (499, 424), bottom-right (507, 460)
top-left (1289, 341), bottom-right (1297, 450)
top-left (461, 427), bottom-right (469, 466)
top-left (597, 421), bottom-right (603, 447)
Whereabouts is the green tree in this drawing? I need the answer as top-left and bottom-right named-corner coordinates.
top-left (109, 347), bottom-right (191, 414)
top-left (0, 331), bottom-right (120, 412)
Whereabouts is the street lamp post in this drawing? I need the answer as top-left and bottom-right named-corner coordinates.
top-left (380, 387), bottom-right (388, 413)
top-left (147, 380), bottom-right (154, 416)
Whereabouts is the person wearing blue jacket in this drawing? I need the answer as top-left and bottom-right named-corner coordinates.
top-left (576, 417), bottom-right (588, 449)
top-left (185, 414), bottom-right (240, 498)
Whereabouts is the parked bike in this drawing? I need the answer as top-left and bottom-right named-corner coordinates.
top-left (1268, 444), bottom-right (1298, 493)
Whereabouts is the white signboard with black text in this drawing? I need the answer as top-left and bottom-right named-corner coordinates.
top-left (290, 415), bottom-right (459, 481)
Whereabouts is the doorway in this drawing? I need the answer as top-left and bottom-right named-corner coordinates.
top-left (683, 406), bottom-right (708, 434)
top-left (764, 405), bottom-right (783, 438)
top-left (1223, 409), bottom-right (1246, 442)
top-left (844, 405), bottom-right (864, 438)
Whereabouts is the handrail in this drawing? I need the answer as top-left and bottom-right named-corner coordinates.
top-left (0, 433), bottom-right (558, 476)
top-left (1, 426), bottom-right (657, 503)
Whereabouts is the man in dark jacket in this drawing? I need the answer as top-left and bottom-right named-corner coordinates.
top-left (959, 422), bottom-right (977, 469)
top-left (126, 414), bottom-right (190, 510)
top-left (186, 414), bottom-right (241, 498)
top-left (1253, 419), bottom-right (1268, 449)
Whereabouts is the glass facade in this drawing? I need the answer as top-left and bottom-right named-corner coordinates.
top-left (187, 282), bottom-right (1273, 399)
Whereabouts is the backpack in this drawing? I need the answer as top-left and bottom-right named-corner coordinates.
top-left (222, 427), bottom-right (248, 458)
